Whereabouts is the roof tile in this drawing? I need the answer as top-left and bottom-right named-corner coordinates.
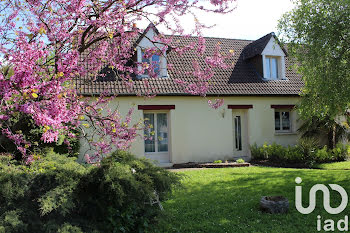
top-left (76, 34), bottom-right (303, 96)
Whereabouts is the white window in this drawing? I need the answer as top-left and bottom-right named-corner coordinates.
top-left (265, 56), bottom-right (278, 79)
top-left (274, 110), bottom-right (291, 132)
top-left (141, 51), bottom-right (160, 76)
top-left (137, 47), bottom-right (167, 78)
top-left (261, 37), bottom-right (286, 80)
top-left (234, 116), bottom-right (242, 151)
top-left (144, 113), bottom-right (168, 153)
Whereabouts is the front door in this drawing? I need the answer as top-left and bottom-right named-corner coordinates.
top-left (232, 110), bottom-right (249, 158)
top-left (144, 112), bottom-right (170, 163)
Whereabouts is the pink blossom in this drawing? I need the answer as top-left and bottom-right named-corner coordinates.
top-left (0, 0), bottom-right (235, 161)
top-left (208, 99), bottom-right (225, 109)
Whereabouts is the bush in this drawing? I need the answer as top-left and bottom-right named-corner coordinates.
top-left (250, 141), bottom-right (350, 166)
top-left (76, 151), bottom-right (181, 232)
top-left (331, 143), bottom-right (349, 161)
top-left (250, 143), bottom-right (264, 160)
top-left (298, 137), bottom-right (319, 161)
top-left (0, 116), bottom-right (80, 160)
top-left (236, 159), bottom-right (245, 163)
top-left (0, 150), bottom-right (180, 233)
top-left (213, 160), bottom-right (222, 163)
top-left (315, 146), bottom-right (329, 162)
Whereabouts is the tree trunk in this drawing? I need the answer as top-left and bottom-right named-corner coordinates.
top-left (328, 124), bottom-right (337, 149)
top-left (332, 124), bottom-right (336, 149)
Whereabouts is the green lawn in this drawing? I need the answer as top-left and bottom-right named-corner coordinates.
top-left (154, 167), bottom-right (350, 233)
top-left (314, 161), bottom-right (350, 170)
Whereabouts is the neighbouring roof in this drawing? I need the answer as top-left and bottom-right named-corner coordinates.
top-left (75, 33), bottom-right (303, 96)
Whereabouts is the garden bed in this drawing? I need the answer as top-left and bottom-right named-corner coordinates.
top-left (250, 159), bottom-right (310, 168)
top-left (172, 162), bottom-right (250, 169)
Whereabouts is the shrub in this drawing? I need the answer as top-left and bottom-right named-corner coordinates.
top-left (213, 160), bottom-right (222, 164)
top-left (298, 137), bottom-right (319, 161)
top-left (314, 146), bottom-right (329, 163)
top-left (250, 142), bottom-right (350, 166)
top-left (76, 151), bottom-right (181, 232)
top-left (236, 159), bottom-right (245, 163)
top-left (0, 152), bottom-right (87, 233)
top-left (0, 150), bottom-right (180, 233)
top-left (284, 145), bottom-right (304, 162)
top-left (57, 224), bottom-right (84, 233)
top-left (0, 116), bottom-right (80, 160)
top-left (331, 143), bottom-right (349, 161)
top-left (49, 128), bottom-right (80, 157)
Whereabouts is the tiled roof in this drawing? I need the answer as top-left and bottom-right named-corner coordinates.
top-left (75, 33), bottom-right (303, 96)
top-left (242, 33), bottom-right (271, 60)
top-left (242, 32), bottom-right (288, 60)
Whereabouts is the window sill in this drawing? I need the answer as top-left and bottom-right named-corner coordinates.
top-left (274, 132), bottom-right (297, 136)
top-left (145, 152), bottom-right (169, 154)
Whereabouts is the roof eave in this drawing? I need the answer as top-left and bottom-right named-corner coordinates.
top-left (79, 93), bottom-right (301, 97)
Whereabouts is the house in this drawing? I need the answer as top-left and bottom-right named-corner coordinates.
top-left (76, 25), bottom-right (304, 167)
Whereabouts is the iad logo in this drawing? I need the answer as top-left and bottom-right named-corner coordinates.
top-left (295, 177), bottom-right (348, 215)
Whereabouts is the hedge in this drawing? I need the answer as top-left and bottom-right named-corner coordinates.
top-left (0, 151), bottom-right (180, 233)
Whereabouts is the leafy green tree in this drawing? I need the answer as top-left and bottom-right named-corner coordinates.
top-left (278, 0), bottom-right (350, 119)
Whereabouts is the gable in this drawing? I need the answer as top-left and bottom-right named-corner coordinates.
top-left (135, 24), bottom-right (168, 78)
top-left (135, 23), bottom-right (164, 50)
top-left (261, 37), bottom-right (286, 57)
top-left (138, 26), bottom-right (158, 48)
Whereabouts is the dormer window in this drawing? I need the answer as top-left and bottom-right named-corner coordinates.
top-left (261, 35), bottom-right (286, 80)
top-left (243, 32), bottom-right (287, 81)
top-left (134, 24), bottom-right (168, 79)
top-left (142, 51), bottom-right (160, 76)
top-left (265, 56), bottom-right (278, 79)
top-left (137, 47), bottom-right (167, 78)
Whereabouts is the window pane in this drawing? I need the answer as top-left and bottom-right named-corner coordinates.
top-left (141, 51), bottom-right (149, 75)
top-left (271, 58), bottom-right (278, 79)
top-left (152, 54), bottom-right (160, 62)
top-left (235, 116), bottom-right (242, 151)
top-left (144, 113), bottom-right (155, 152)
top-left (275, 112), bottom-right (281, 130)
top-left (141, 51), bottom-right (149, 63)
top-left (234, 118), bottom-right (238, 149)
top-left (157, 113), bottom-right (168, 152)
top-left (152, 55), bottom-right (160, 75)
top-left (281, 111), bottom-right (290, 130)
top-left (265, 58), bottom-right (271, 79)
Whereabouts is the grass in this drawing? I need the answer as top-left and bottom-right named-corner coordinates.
top-left (314, 161), bottom-right (350, 170)
top-left (154, 167), bottom-right (350, 233)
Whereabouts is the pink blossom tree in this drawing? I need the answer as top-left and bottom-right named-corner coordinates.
top-left (0, 0), bottom-right (235, 162)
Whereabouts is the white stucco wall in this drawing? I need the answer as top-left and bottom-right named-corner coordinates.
top-left (79, 96), bottom-right (301, 164)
